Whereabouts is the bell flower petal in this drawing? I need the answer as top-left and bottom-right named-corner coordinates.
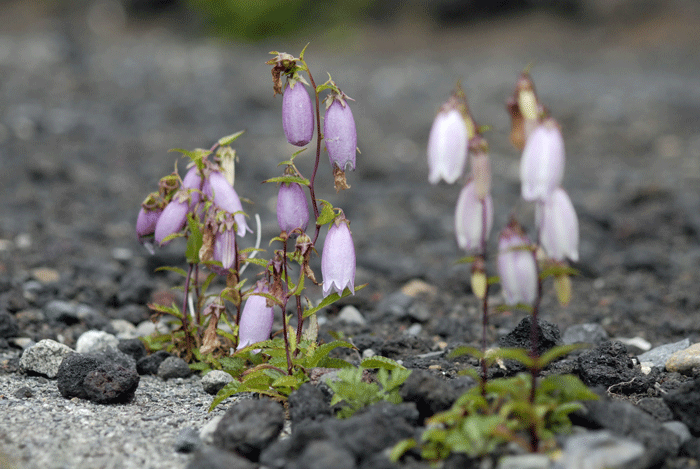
top-left (537, 187), bottom-right (579, 262)
top-left (282, 81), bottom-right (314, 147)
top-left (277, 182), bottom-right (309, 234)
top-left (455, 181), bottom-right (493, 252)
top-left (427, 108), bottom-right (468, 185)
top-left (324, 100), bottom-right (357, 172)
top-left (321, 218), bottom-right (356, 297)
top-left (520, 119), bottom-right (565, 201)
top-left (497, 223), bottom-right (538, 306)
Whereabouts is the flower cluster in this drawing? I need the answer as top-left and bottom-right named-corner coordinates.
top-left (136, 48), bottom-right (359, 372)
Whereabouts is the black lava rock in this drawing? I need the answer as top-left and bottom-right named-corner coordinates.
top-left (574, 397), bottom-right (681, 468)
top-left (497, 315), bottom-right (561, 357)
top-left (288, 383), bottom-right (332, 428)
top-left (157, 356), bottom-right (191, 380)
top-left (212, 399), bottom-right (285, 461)
top-left (57, 352), bottom-right (140, 404)
top-left (400, 369), bottom-right (459, 421)
top-left (577, 341), bottom-right (636, 387)
top-left (136, 350), bottom-right (171, 375)
top-left (0, 311), bottom-right (19, 338)
top-left (118, 338), bottom-right (147, 362)
top-left (663, 377), bottom-right (700, 435)
top-left (186, 445), bottom-right (257, 469)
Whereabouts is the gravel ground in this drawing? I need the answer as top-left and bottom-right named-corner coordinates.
top-left (2, 1), bottom-right (700, 468)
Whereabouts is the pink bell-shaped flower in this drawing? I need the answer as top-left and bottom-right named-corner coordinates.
top-left (276, 182), bottom-right (309, 235)
top-left (136, 206), bottom-right (162, 241)
top-left (203, 170), bottom-right (251, 238)
top-left (520, 118), bottom-right (565, 201)
top-left (455, 180), bottom-right (493, 252)
top-left (237, 282), bottom-right (275, 352)
top-left (324, 99), bottom-right (357, 172)
top-left (154, 195), bottom-right (189, 246)
top-left (282, 81), bottom-right (314, 147)
top-left (497, 221), bottom-right (538, 306)
top-left (213, 225), bottom-right (237, 271)
top-left (181, 166), bottom-right (203, 208)
top-left (537, 187), bottom-right (579, 262)
top-left (321, 216), bottom-right (356, 297)
top-left (427, 108), bottom-right (468, 185)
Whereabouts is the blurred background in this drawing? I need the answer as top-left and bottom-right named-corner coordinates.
top-left (1, 0), bottom-right (699, 293)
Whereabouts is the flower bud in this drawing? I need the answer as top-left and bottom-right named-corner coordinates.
top-left (237, 282), bottom-right (275, 352)
top-left (324, 99), bottom-right (357, 172)
top-left (520, 118), bottom-right (565, 201)
top-left (283, 81), bottom-right (314, 146)
top-left (276, 182), bottom-right (309, 235)
top-left (154, 196), bottom-right (189, 245)
top-left (537, 187), bottom-right (579, 262)
top-left (136, 206), bottom-right (162, 240)
top-left (497, 221), bottom-right (537, 306)
top-left (213, 225), bottom-right (236, 272)
top-left (321, 217), bottom-right (356, 297)
top-left (455, 181), bottom-right (493, 253)
top-left (427, 108), bottom-right (468, 185)
top-left (469, 136), bottom-right (491, 199)
top-left (203, 170), bottom-right (251, 237)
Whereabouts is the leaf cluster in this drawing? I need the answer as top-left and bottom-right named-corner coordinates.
top-left (327, 357), bottom-right (411, 419)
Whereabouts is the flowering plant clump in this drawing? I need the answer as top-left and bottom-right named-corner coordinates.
top-left (137, 46), bottom-right (365, 405)
top-left (393, 71), bottom-right (593, 461)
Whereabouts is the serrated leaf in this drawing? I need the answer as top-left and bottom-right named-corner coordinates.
top-left (271, 375), bottom-right (300, 388)
top-left (218, 130), bottom-right (245, 146)
top-left (154, 266), bottom-right (189, 277)
top-left (360, 356), bottom-right (406, 371)
top-left (209, 380), bottom-right (241, 411)
top-left (315, 200), bottom-right (336, 226)
top-left (263, 175), bottom-right (310, 186)
top-left (302, 284), bottom-right (367, 319)
top-left (185, 215), bottom-right (203, 264)
top-left (319, 357), bottom-right (354, 369)
top-left (305, 340), bottom-right (354, 368)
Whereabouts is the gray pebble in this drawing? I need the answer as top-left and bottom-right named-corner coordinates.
top-left (76, 330), bottom-right (120, 353)
top-left (19, 339), bottom-right (74, 378)
top-left (554, 431), bottom-right (645, 469)
top-left (201, 370), bottom-right (233, 395)
top-left (175, 426), bottom-right (202, 453)
top-left (665, 342), bottom-right (700, 373)
top-left (637, 338), bottom-right (690, 369)
top-left (337, 305), bottom-right (366, 325)
top-left (562, 323), bottom-right (609, 346)
top-left (158, 356), bottom-right (192, 380)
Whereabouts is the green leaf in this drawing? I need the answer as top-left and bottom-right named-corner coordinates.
top-left (315, 200), bottom-right (336, 226)
top-left (271, 375), bottom-right (300, 388)
top-left (154, 266), bottom-right (189, 277)
top-left (449, 346), bottom-right (483, 360)
top-left (218, 130), bottom-right (245, 146)
top-left (455, 256), bottom-right (476, 264)
top-left (360, 356), bottom-right (406, 371)
top-left (185, 215), bottom-right (203, 264)
top-left (319, 357), bottom-right (354, 369)
top-left (169, 148), bottom-right (210, 161)
top-left (305, 340), bottom-right (355, 368)
top-left (263, 175), bottom-right (310, 186)
top-left (302, 284), bottom-right (367, 319)
top-left (209, 380), bottom-right (241, 411)
top-left (536, 344), bottom-right (586, 368)
top-left (490, 348), bottom-right (535, 368)
top-left (390, 439), bottom-right (417, 462)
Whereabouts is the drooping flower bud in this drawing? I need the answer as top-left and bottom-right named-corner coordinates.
top-left (277, 182), bottom-right (309, 235)
top-left (537, 187), bottom-right (579, 262)
top-left (136, 197), bottom-right (162, 241)
top-left (427, 108), bottom-right (468, 185)
top-left (203, 170), bottom-right (251, 238)
top-left (469, 135), bottom-right (491, 199)
top-left (237, 282), bottom-right (275, 352)
top-left (153, 194), bottom-right (189, 245)
top-left (455, 180), bottom-right (493, 253)
top-left (324, 98), bottom-right (357, 172)
top-left (321, 216), bottom-right (356, 297)
top-left (520, 118), bottom-right (565, 201)
top-left (283, 81), bottom-right (314, 147)
top-left (213, 223), bottom-right (237, 272)
top-left (497, 221), bottom-right (538, 307)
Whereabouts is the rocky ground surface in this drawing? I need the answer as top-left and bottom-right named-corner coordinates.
top-left (2, 1), bottom-right (700, 468)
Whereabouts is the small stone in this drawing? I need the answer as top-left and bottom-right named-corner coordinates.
top-left (577, 341), bottom-right (635, 387)
top-left (498, 454), bottom-right (550, 469)
top-left (187, 445), bottom-right (256, 469)
top-left (117, 338), bottom-right (147, 362)
top-left (554, 431), bottom-right (644, 469)
top-left (337, 306), bottom-right (366, 325)
top-left (137, 350), bottom-right (171, 375)
top-left (157, 356), bottom-right (191, 380)
top-left (57, 352), bottom-right (139, 404)
top-left (361, 348), bottom-right (376, 359)
top-left (665, 342), bottom-right (700, 374)
top-left (637, 338), bottom-right (690, 369)
top-left (110, 319), bottom-right (137, 339)
top-left (405, 324), bottom-right (422, 336)
top-left (288, 383), bottom-right (332, 427)
top-left (615, 336), bottom-right (652, 354)
top-left (562, 323), bottom-right (608, 346)
top-left (13, 386), bottom-right (34, 399)
top-left (43, 300), bottom-right (81, 325)
top-left (19, 339), bottom-right (74, 378)
top-left (498, 316), bottom-right (561, 357)
top-left (663, 421), bottom-right (692, 446)
top-left (0, 311), bottom-right (19, 338)
top-left (400, 369), bottom-right (459, 421)
top-left (30, 267), bottom-right (60, 284)
top-left (400, 279), bottom-right (437, 297)
top-left (212, 399), bottom-right (285, 461)
top-left (76, 330), bottom-right (120, 353)
top-left (663, 377), bottom-right (700, 433)
top-left (201, 370), bottom-right (233, 395)
top-left (175, 427), bottom-right (201, 453)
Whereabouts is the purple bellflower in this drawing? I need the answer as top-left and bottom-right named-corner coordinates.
top-left (455, 180), bottom-right (493, 252)
top-left (277, 182), bottom-right (309, 235)
top-left (203, 170), bottom-right (251, 238)
top-left (136, 206), bottom-right (162, 241)
top-left (237, 282), bottom-right (275, 352)
top-left (213, 223), bottom-right (237, 272)
top-left (154, 194), bottom-right (189, 246)
top-left (428, 108), bottom-right (468, 185)
top-left (537, 187), bottom-right (579, 262)
top-left (181, 166), bottom-right (203, 208)
top-left (321, 216), bottom-right (356, 297)
top-left (497, 221), bottom-right (538, 306)
top-left (324, 99), bottom-right (357, 172)
top-left (520, 118), bottom-right (565, 201)
top-left (282, 81), bottom-right (314, 147)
